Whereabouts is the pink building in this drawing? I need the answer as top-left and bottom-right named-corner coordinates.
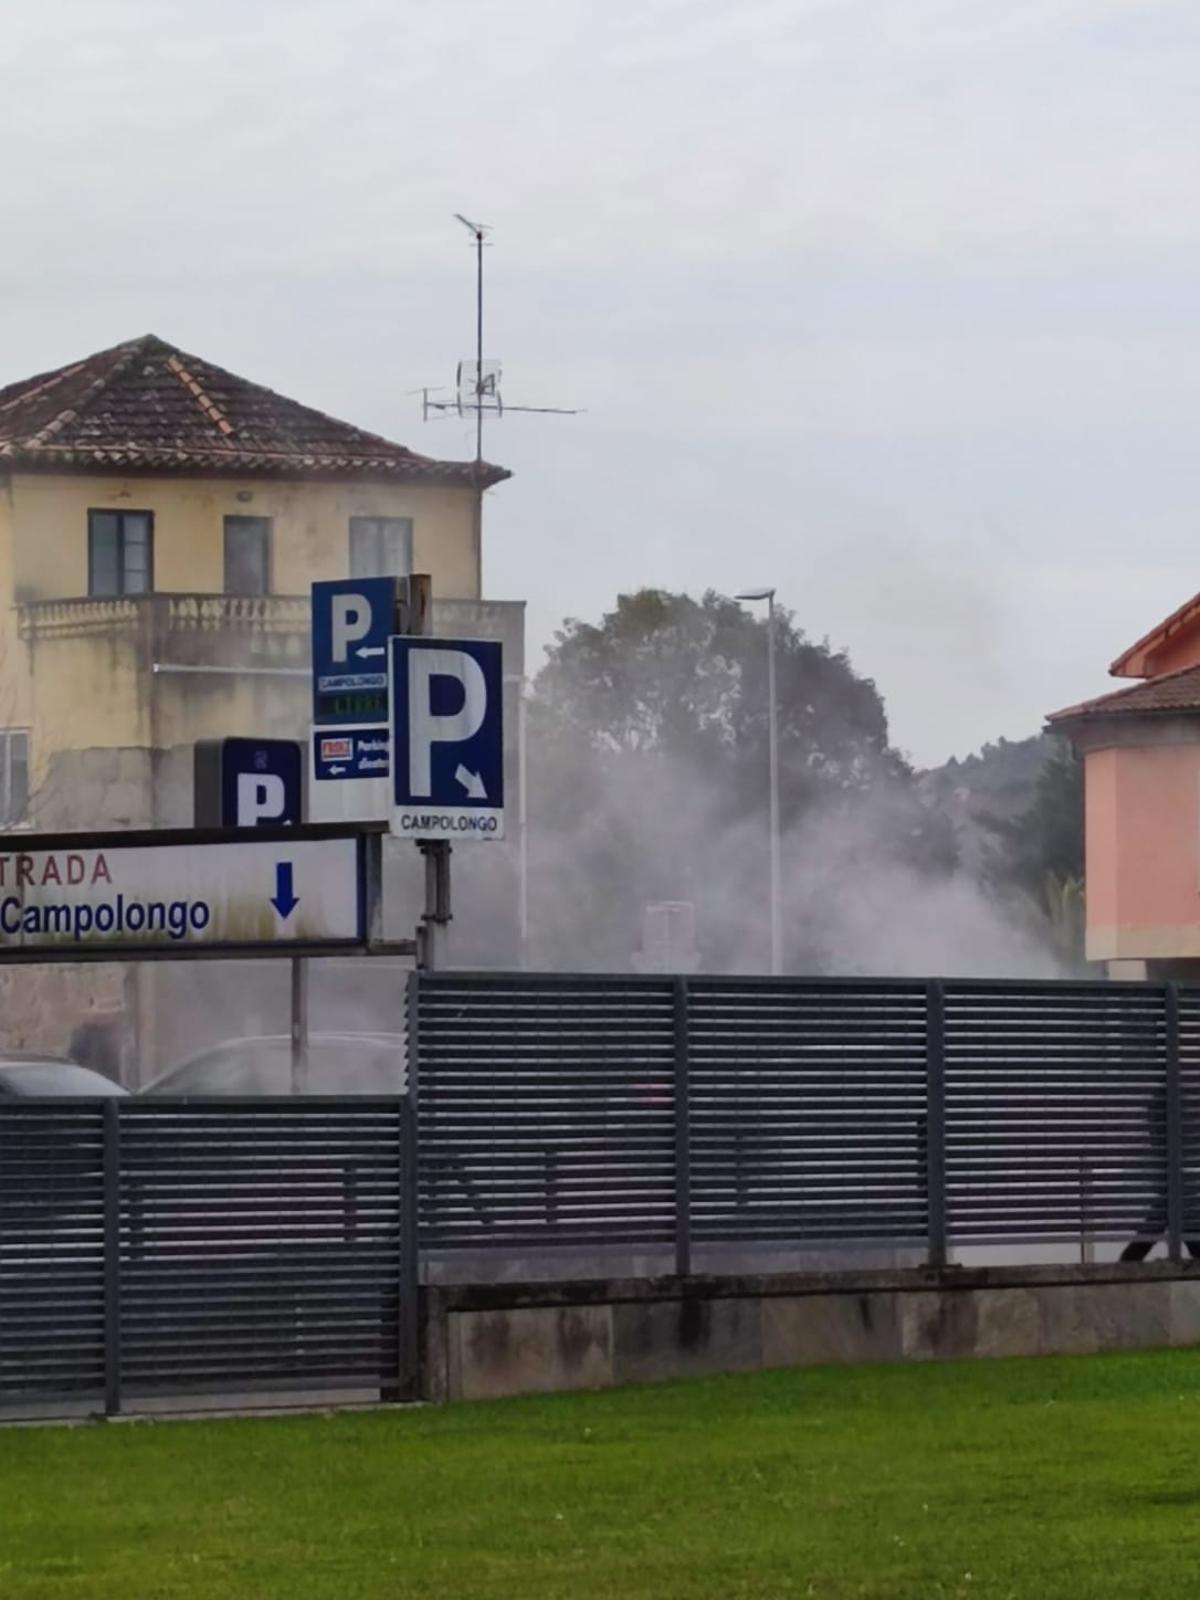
top-left (1051, 593), bottom-right (1200, 977)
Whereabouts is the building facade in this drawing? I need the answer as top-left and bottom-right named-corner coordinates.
top-left (1050, 591), bottom-right (1200, 977)
top-left (0, 334), bottom-right (513, 830)
top-left (0, 334), bottom-right (520, 1066)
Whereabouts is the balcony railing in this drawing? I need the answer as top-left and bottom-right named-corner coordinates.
top-left (17, 591), bottom-right (526, 675)
top-left (164, 594), bottom-right (310, 633)
top-left (18, 593), bottom-right (311, 642)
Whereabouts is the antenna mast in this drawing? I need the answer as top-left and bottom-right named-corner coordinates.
top-left (453, 212), bottom-right (487, 463)
top-left (420, 216), bottom-right (580, 451)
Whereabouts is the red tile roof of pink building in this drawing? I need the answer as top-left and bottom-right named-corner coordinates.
top-left (1109, 589), bottom-right (1200, 678)
top-left (1049, 662), bottom-right (1200, 725)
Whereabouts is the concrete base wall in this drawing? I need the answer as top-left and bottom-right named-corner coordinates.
top-left (423, 1263), bottom-right (1200, 1403)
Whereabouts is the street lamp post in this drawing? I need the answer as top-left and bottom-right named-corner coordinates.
top-left (736, 587), bottom-right (781, 976)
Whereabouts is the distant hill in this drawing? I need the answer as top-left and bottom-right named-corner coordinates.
top-left (918, 733), bottom-right (1063, 872)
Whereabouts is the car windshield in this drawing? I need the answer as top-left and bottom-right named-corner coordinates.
top-left (0, 1064), bottom-right (127, 1097)
top-left (152, 1037), bottom-right (405, 1096)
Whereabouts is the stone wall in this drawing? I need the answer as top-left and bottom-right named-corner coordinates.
top-left (5, 745), bottom-right (154, 1074)
top-left (423, 1262), bottom-right (1200, 1403)
top-left (37, 747), bottom-right (155, 831)
top-left (0, 960), bottom-right (129, 1065)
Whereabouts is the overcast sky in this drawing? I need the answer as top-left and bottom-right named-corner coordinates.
top-left (4, 0), bottom-right (1200, 765)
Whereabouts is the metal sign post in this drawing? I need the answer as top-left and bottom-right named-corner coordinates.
top-left (290, 955), bottom-right (309, 1095)
top-left (406, 582), bottom-right (445, 971)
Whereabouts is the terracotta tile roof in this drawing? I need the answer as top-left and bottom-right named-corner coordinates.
top-left (0, 334), bottom-right (509, 489)
top-left (1048, 662), bottom-right (1200, 724)
top-left (1109, 588), bottom-right (1200, 678)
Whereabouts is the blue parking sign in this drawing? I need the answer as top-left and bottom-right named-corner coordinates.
top-left (311, 577), bottom-right (398, 726)
top-left (389, 636), bottom-right (504, 840)
top-left (194, 738), bottom-right (303, 827)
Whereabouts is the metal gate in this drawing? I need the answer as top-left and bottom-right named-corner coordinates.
top-left (0, 1097), bottom-right (417, 1413)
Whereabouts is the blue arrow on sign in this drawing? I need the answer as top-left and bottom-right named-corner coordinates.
top-left (270, 862), bottom-right (299, 920)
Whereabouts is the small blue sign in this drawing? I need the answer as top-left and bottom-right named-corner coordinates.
top-left (313, 727), bottom-right (391, 782)
top-left (389, 636), bottom-right (504, 840)
top-left (311, 577), bottom-right (398, 727)
top-left (196, 737), bottom-right (303, 828)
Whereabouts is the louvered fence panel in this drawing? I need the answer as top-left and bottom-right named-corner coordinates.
top-left (944, 983), bottom-right (1166, 1242)
top-left (414, 975), bottom-right (677, 1248)
top-left (687, 980), bottom-right (929, 1242)
top-left (116, 1100), bottom-right (403, 1397)
top-left (0, 1104), bottom-right (106, 1402)
top-left (1175, 985), bottom-right (1200, 1242)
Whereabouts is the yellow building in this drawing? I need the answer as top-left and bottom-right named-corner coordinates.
top-left (0, 334), bottom-right (520, 1068)
top-left (0, 333), bottom-right (515, 830)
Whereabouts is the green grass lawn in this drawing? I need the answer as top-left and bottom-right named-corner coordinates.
top-left (4, 1352), bottom-right (1200, 1598)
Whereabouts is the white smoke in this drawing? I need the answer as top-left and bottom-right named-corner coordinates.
top-left (513, 738), bottom-right (1063, 980)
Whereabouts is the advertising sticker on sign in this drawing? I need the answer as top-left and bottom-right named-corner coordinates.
top-left (313, 729), bottom-right (390, 782)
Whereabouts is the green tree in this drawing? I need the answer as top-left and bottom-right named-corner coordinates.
top-left (536, 588), bottom-right (901, 814)
top-left (980, 739), bottom-right (1085, 965)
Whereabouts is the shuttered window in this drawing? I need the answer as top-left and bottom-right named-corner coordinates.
top-left (224, 517), bottom-right (271, 596)
top-left (349, 517), bottom-right (413, 578)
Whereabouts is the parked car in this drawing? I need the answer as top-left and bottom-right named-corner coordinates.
top-left (0, 1060), bottom-right (127, 1243)
top-left (0, 1058), bottom-right (128, 1098)
top-left (141, 1033), bottom-right (407, 1096)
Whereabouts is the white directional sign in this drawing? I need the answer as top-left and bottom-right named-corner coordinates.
top-left (0, 837), bottom-right (363, 956)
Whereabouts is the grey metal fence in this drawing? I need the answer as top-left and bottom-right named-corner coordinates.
top-left (411, 973), bottom-right (1200, 1270)
top-left (0, 1098), bottom-right (417, 1415)
top-left (6, 972), bottom-right (1200, 1413)
top-left (942, 982), bottom-right (1169, 1247)
top-left (412, 975), bottom-right (678, 1252)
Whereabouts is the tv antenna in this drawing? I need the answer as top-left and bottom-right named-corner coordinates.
top-left (420, 214), bottom-right (579, 462)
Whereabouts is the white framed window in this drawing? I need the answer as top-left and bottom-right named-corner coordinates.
top-left (0, 731), bottom-right (30, 827)
top-left (88, 510), bottom-right (153, 596)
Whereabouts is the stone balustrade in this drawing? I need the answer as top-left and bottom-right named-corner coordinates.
top-left (18, 593), bottom-right (311, 642)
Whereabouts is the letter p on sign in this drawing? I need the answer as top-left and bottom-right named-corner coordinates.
top-left (408, 649), bottom-right (486, 796)
top-left (331, 593), bottom-right (372, 662)
top-left (236, 772), bottom-right (288, 825)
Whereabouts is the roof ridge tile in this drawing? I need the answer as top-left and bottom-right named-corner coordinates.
top-left (165, 354), bottom-right (236, 438)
